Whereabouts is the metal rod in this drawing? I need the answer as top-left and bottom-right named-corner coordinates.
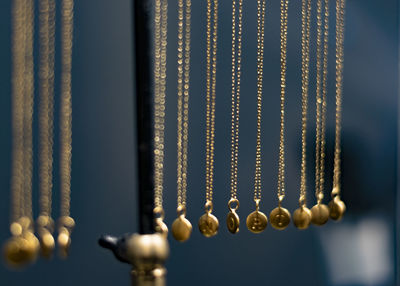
top-left (134, 0), bottom-right (155, 234)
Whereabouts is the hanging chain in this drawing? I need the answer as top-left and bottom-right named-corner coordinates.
top-left (253, 0), bottom-right (266, 203)
top-left (205, 0), bottom-right (218, 204)
top-left (177, 0), bottom-right (191, 208)
top-left (332, 0), bottom-right (345, 194)
top-left (22, 0), bottom-right (35, 222)
top-left (38, 0), bottom-right (56, 219)
top-left (276, 0), bottom-right (289, 203)
top-left (299, 0), bottom-right (312, 206)
top-left (229, 0), bottom-right (243, 201)
top-left (315, 0), bottom-right (329, 203)
top-left (37, 0), bottom-right (56, 257)
top-left (10, 0), bottom-right (26, 225)
top-left (154, 0), bottom-right (168, 212)
top-left (58, 0), bottom-right (75, 258)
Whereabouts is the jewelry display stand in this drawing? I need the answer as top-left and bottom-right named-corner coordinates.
top-left (99, 1), bottom-right (169, 285)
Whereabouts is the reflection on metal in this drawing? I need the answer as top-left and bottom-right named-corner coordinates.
top-left (99, 234), bottom-right (169, 286)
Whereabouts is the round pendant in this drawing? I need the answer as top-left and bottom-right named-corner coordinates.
top-left (155, 218), bottom-right (169, 238)
top-left (4, 236), bottom-right (31, 267)
top-left (198, 213), bottom-right (219, 237)
top-left (171, 216), bottom-right (192, 242)
top-left (269, 206), bottom-right (291, 230)
top-left (310, 203), bottom-right (329, 226)
top-left (328, 197), bottom-right (346, 221)
top-left (58, 231), bottom-right (72, 258)
top-left (39, 232), bottom-right (55, 258)
top-left (246, 210), bottom-right (267, 233)
top-left (226, 211), bottom-right (240, 234)
top-left (293, 207), bottom-right (312, 230)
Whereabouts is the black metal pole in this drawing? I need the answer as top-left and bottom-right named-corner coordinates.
top-left (134, 0), bottom-right (155, 235)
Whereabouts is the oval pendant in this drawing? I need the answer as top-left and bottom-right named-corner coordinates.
top-left (293, 206), bottom-right (312, 230)
top-left (226, 211), bottom-right (240, 234)
top-left (328, 197), bottom-right (346, 221)
top-left (198, 213), bottom-right (219, 237)
top-left (310, 203), bottom-right (330, 226)
top-left (172, 216), bottom-right (192, 242)
top-left (269, 206), bottom-right (291, 230)
top-left (246, 210), bottom-right (267, 233)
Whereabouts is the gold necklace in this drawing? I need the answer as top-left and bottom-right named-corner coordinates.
top-left (171, 0), bottom-right (193, 242)
top-left (293, 0), bottom-right (312, 230)
top-left (4, 0), bottom-right (39, 267)
top-left (37, 0), bottom-right (56, 258)
top-left (246, 0), bottom-right (267, 234)
top-left (58, 0), bottom-right (75, 258)
top-left (198, 0), bottom-right (219, 238)
top-left (153, 0), bottom-right (169, 237)
top-left (310, 0), bottom-right (330, 226)
top-left (269, 0), bottom-right (291, 231)
top-left (328, 0), bottom-right (346, 220)
top-left (226, 0), bottom-right (243, 235)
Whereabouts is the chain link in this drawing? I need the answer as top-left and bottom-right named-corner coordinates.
top-left (299, 0), bottom-right (312, 206)
top-left (314, 0), bottom-right (329, 203)
top-left (205, 0), bottom-right (218, 203)
top-left (229, 0), bottom-right (243, 200)
top-left (60, 0), bottom-right (73, 217)
top-left (253, 0), bottom-right (266, 202)
top-left (154, 0), bottom-right (168, 210)
top-left (38, 0), bottom-right (56, 218)
top-left (277, 0), bottom-right (289, 202)
top-left (333, 0), bottom-right (345, 192)
top-left (177, 0), bottom-right (191, 207)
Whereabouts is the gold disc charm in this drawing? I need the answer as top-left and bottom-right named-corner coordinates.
top-left (246, 211), bottom-right (267, 233)
top-left (198, 201), bottom-right (219, 237)
top-left (310, 203), bottom-right (329, 226)
top-left (171, 206), bottom-right (192, 242)
top-left (58, 216), bottom-right (75, 258)
top-left (226, 199), bottom-right (240, 234)
top-left (37, 215), bottom-right (55, 258)
top-left (293, 206), bottom-right (312, 230)
top-left (329, 196), bottom-right (346, 221)
top-left (198, 213), bottom-right (219, 237)
top-left (269, 206), bottom-right (291, 230)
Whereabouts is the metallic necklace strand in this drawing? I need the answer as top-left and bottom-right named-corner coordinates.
top-left (153, 0), bottom-right (169, 237)
top-left (171, 0), bottom-right (193, 242)
top-left (293, 0), bottom-right (313, 230)
top-left (198, 0), bottom-right (219, 238)
top-left (269, 0), bottom-right (291, 230)
top-left (328, 0), bottom-right (346, 220)
top-left (246, 0), bottom-right (268, 234)
top-left (226, 0), bottom-right (243, 235)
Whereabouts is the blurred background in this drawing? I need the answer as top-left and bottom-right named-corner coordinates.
top-left (0, 0), bottom-right (398, 285)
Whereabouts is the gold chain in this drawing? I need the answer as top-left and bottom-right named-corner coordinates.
top-left (37, 0), bottom-right (56, 258)
top-left (172, 0), bottom-right (193, 242)
top-left (205, 0), bottom-right (218, 205)
top-left (10, 0), bottom-right (27, 224)
top-left (253, 0), bottom-right (266, 203)
top-left (269, 0), bottom-right (291, 231)
top-left (176, 0), bottom-right (191, 209)
top-left (154, 0), bottom-right (168, 213)
top-left (5, 0), bottom-right (40, 267)
top-left (314, 0), bottom-right (329, 203)
top-left (333, 0), bottom-right (345, 193)
top-left (229, 0), bottom-right (243, 201)
top-left (198, 0), bottom-right (219, 238)
top-left (299, 0), bottom-right (312, 206)
top-left (22, 0), bottom-right (34, 222)
top-left (38, 0), bottom-right (55, 219)
top-left (276, 0), bottom-right (288, 202)
top-left (58, 0), bottom-right (75, 258)
top-left (245, 0), bottom-right (268, 235)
